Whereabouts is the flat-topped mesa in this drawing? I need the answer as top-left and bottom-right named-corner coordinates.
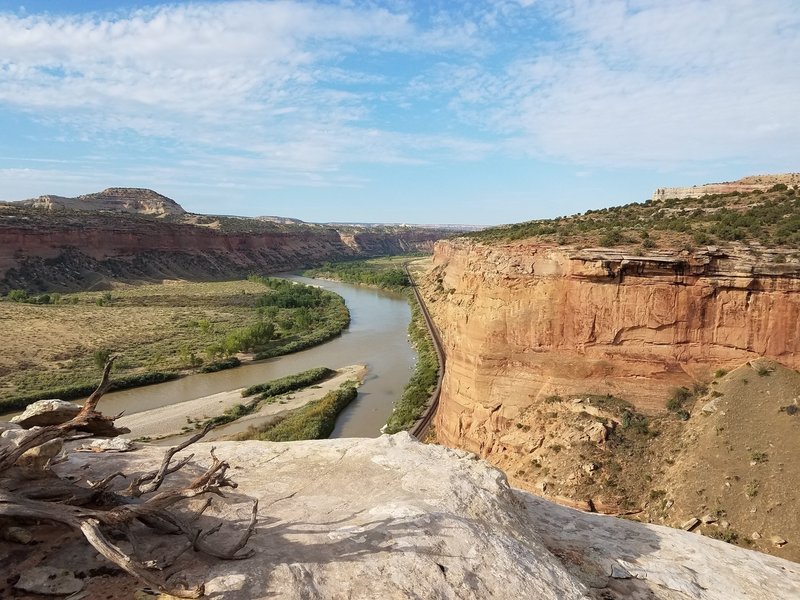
top-left (652, 172), bottom-right (800, 201)
top-left (20, 187), bottom-right (186, 216)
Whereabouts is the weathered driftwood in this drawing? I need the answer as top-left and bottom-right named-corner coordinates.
top-left (0, 357), bottom-right (257, 598)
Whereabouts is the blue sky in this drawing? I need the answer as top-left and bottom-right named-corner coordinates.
top-left (0, 1), bottom-right (797, 224)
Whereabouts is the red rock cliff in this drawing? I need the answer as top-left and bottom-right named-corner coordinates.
top-left (421, 238), bottom-right (800, 455)
top-left (0, 211), bottom-right (445, 292)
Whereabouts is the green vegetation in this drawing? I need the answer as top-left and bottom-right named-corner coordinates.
top-left (304, 256), bottom-right (412, 290)
top-left (745, 479), bottom-right (760, 498)
top-left (252, 382), bottom-right (358, 441)
top-left (707, 529), bottom-right (740, 545)
top-left (242, 367), bottom-right (336, 399)
top-left (1, 371), bottom-right (178, 412)
top-left (665, 383), bottom-right (708, 420)
top-left (198, 357), bottom-right (241, 373)
top-left (244, 277), bottom-right (350, 361)
top-left (4, 289), bottom-right (68, 305)
top-left (0, 278), bottom-right (349, 412)
top-left (204, 367), bottom-right (336, 428)
top-left (464, 187), bottom-right (800, 249)
top-left (383, 296), bottom-right (440, 433)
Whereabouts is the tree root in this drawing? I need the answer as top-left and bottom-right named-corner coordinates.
top-left (0, 356), bottom-right (258, 597)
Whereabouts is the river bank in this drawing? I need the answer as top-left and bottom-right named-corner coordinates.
top-left (117, 364), bottom-right (366, 441)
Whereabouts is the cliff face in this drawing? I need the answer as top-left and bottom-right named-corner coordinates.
top-left (0, 211), bottom-right (444, 292)
top-left (652, 172), bottom-right (800, 201)
top-left (423, 239), bottom-right (800, 455)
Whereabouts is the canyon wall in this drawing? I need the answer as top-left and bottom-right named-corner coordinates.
top-left (422, 238), bottom-right (800, 455)
top-left (0, 211), bottom-right (445, 292)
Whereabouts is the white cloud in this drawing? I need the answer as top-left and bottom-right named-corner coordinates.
top-left (0, 1), bottom-right (488, 178)
top-left (0, 0), bottom-right (797, 190)
top-left (460, 0), bottom-right (800, 167)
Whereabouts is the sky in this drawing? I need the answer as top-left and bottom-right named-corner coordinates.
top-left (0, 0), bottom-right (797, 225)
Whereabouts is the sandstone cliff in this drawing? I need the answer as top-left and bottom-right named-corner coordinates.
top-left (420, 236), bottom-right (800, 559)
top-left (0, 209), bottom-right (447, 292)
top-left (6, 433), bottom-right (797, 599)
top-left (425, 239), bottom-right (800, 419)
top-left (652, 172), bottom-right (800, 201)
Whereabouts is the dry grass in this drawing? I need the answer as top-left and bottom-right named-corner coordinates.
top-left (0, 280), bottom-right (269, 402)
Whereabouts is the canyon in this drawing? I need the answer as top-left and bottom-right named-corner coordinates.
top-left (0, 189), bottom-right (449, 292)
top-left (419, 190), bottom-right (800, 560)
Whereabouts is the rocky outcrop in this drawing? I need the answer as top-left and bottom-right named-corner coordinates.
top-left (0, 209), bottom-right (447, 292)
top-left (652, 172), bottom-right (800, 201)
top-left (10, 399), bottom-right (80, 427)
top-left (422, 239), bottom-right (800, 456)
top-left (15, 187), bottom-right (186, 216)
top-left (9, 433), bottom-right (792, 598)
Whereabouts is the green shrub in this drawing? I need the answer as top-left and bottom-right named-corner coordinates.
top-left (7, 289), bottom-right (30, 302)
top-left (0, 371), bottom-right (179, 412)
top-left (667, 387), bottom-right (692, 412)
top-left (92, 349), bottom-right (113, 370)
top-left (383, 293), bottom-right (440, 433)
top-left (198, 356), bottom-right (240, 373)
top-left (256, 383), bottom-right (358, 441)
top-left (242, 367), bottom-right (336, 398)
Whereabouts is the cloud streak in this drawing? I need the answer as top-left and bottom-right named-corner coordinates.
top-left (0, 0), bottom-right (797, 208)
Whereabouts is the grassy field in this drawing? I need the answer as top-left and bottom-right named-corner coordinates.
top-left (0, 278), bottom-right (349, 411)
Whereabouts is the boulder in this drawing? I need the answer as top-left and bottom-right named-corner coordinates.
top-left (34, 433), bottom-right (800, 600)
top-left (17, 437), bottom-right (63, 473)
top-left (14, 566), bottom-right (83, 596)
top-left (81, 437), bottom-right (135, 452)
top-left (682, 517), bottom-right (701, 531)
top-left (10, 399), bottom-right (80, 428)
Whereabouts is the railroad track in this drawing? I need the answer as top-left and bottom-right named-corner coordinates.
top-left (406, 265), bottom-right (446, 440)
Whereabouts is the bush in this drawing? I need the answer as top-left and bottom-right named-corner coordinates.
top-left (6, 289), bottom-right (29, 302)
top-left (242, 367), bottom-right (336, 398)
top-left (667, 387), bottom-right (692, 412)
top-left (256, 383), bottom-right (358, 441)
top-left (198, 357), bottom-right (240, 373)
top-left (93, 349), bottom-right (113, 370)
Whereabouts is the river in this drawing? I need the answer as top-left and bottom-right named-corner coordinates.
top-left (51, 276), bottom-right (416, 438)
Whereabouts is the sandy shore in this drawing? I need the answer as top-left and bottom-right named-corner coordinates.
top-left (117, 364), bottom-right (366, 440)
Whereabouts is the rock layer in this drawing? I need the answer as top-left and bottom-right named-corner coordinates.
top-left (422, 239), bottom-right (800, 454)
top-left (0, 210), bottom-right (445, 292)
top-left (652, 172), bottom-right (800, 201)
top-left (28, 433), bottom-right (800, 599)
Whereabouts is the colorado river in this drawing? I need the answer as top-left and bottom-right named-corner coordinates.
top-left (69, 276), bottom-right (416, 438)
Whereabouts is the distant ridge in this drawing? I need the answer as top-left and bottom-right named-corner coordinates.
top-left (13, 187), bottom-right (185, 216)
top-left (652, 172), bottom-right (800, 201)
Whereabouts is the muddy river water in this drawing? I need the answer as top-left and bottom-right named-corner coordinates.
top-left (49, 276), bottom-right (416, 438)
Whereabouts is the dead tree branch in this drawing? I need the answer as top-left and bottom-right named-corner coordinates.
top-left (0, 356), bottom-right (258, 597)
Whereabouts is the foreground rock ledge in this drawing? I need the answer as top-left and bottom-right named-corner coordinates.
top-left (49, 433), bottom-right (799, 599)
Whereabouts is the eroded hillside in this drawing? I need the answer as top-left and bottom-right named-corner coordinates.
top-left (0, 190), bottom-right (450, 292)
